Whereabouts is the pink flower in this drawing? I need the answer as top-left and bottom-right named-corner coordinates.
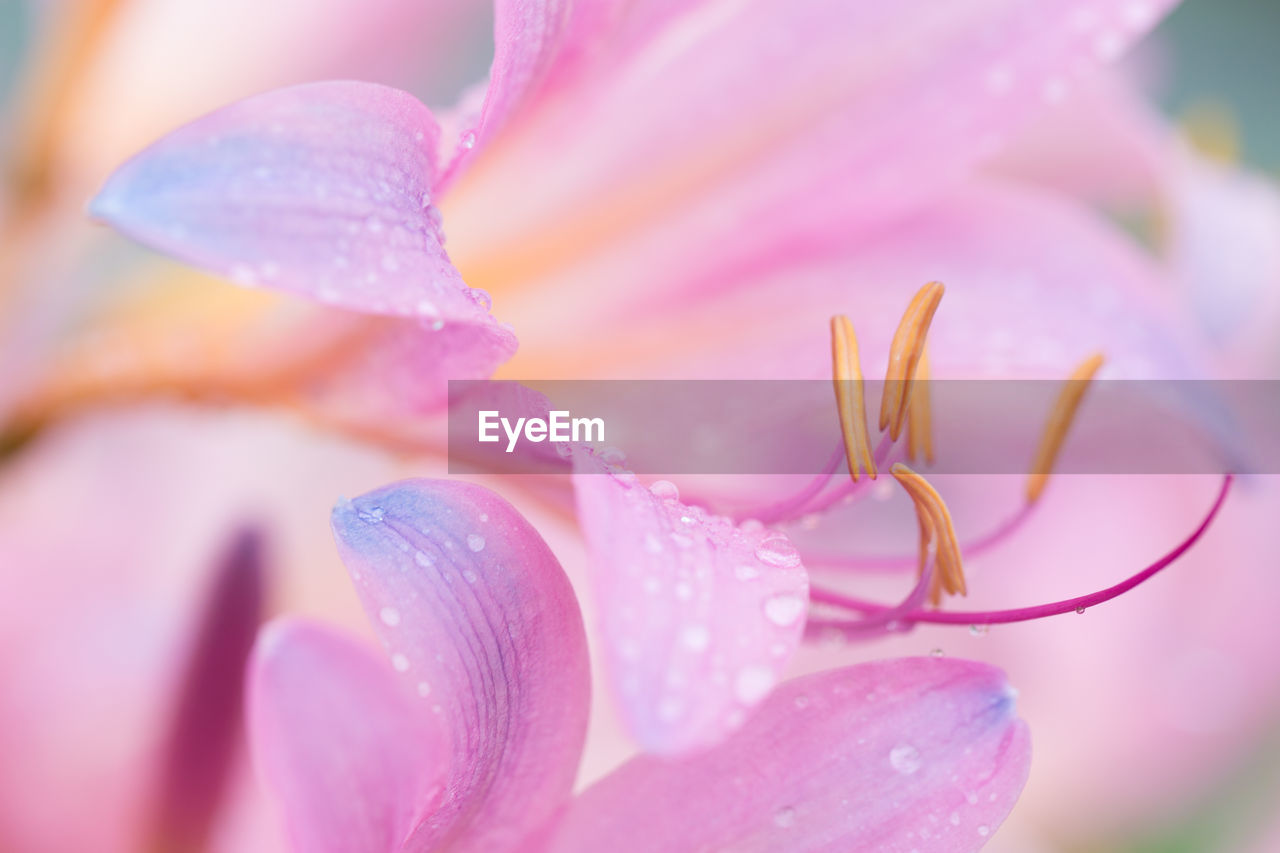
top-left (5, 0), bottom-right (1277, 847)
top-left (251, 476), bottom-right (1031, 852)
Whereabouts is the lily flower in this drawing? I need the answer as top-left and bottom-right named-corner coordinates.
top-left (252, 476), bottom-right (1032, 852)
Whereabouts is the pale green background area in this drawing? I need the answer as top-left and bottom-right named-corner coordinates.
top-left (1157, 0), bottom-right (1280, 171)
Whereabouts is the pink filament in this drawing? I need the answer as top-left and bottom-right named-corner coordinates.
top-left (807, 475), bottom-right (1232, 632)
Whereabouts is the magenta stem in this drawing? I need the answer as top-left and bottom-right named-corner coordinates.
top-left (736, 441), bottom-right (844, 525)
top-left (808, 475), bottom-right (1232, 629)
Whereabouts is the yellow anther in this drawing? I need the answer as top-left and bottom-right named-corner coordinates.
top-left (905, 344), bottom-right (934, 464)
top-left (880, 282), bottom-right (945, 441)
top-left (892, 463), bottom-right (967, 606)
top-left (1026, 353), bottom-right (1105, 504)
top-left (830, 315), bottom-right (877, 482)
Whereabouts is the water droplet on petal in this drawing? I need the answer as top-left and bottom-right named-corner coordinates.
top-left (649, 480), bottom-right (680, 501)
top-left (930, 647), bottom-right (944, 658)
top-left (763, 593), bottom-right (805, 627)
top-left (391, 653), bottom-right (410, 672)
top-left (773, 806), bottom-right (796, 828)
top-left (680, 624), bottom-right (710, 652)
top-left (468, 288), bottom-right (492, 311)
top-left (379, 606), bottom-right (401, 627)
top-left (467, 533), bottom-right (486, 552)
top-left (889, 743), bottom-right (922, 775)
top-left (735, 564), bottom-right (760, 582)
top-left (414, 550), bottom-right (433, 567)
top-left (754, 537), bottom-right (801, 568)
top-left (969, 624), bottom-right (989, 636)
top-left (977, 826), bottom-right (990, 837)
top-left (459, 130), bottom-right (476, 149)
top-left (416, 681), bottom-right (431, 697)
top-left (1076, 606), bottom-right (1087, 615)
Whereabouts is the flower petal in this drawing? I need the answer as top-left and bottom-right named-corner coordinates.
top-left (60, 0), bottom-right (488, 189)
top-left (573, 450), bottom-right (808, 754)
top-left (331, 479), bottom-right (590, 850)
top-left (151, 529), bottom-right (265, 850)
top-left (547, 657), bottom-right (1030, 852)
top-left (445, 0), bottom-right (1177, 289)
top-left (508, 181), bottom-right (1207, 383)
top-left (89, 81), bottom-right (480, 322)
top-left (248, 619), bottom-right (446, 853)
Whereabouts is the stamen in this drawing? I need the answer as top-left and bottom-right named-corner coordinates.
top-left (879, 282), bottom-right (944, 441)
top-left (830, 315), bottom-right (877, 482)
top-left (891, 463), bottom-right (967, 605)
top-left (1026, 352), bottom-right (1105, 503)
top-left (906, 344), bottom-right (934, 464)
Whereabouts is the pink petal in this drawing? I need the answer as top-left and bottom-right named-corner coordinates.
top-left (151, 529), bottom-right (265, 850)
top-left (573, 450), bottom-right (808, 754)
top-left (1164, 154), bottom-right (1280, 375)
top-left (62, 0), bottom-right (487, 190)
top-left (248, 619), bottom-right (446, 853)
top-left (90, 81), bottom-right (477, 322)
top-left (513, 181), bottom-right (1207, 384)
top-left (547, 657), bottom-right (1030, 852)
top-left (438, 0), bottom-right (635, 180)
top-left (331, 479), bottom-right (590, 850)
top-left (445, 0), bottom-right (1177, 282)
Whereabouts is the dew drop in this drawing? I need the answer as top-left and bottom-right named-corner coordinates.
top-left (379, 607), bottom-right (401, 627)
top-left (358, 507), bottom-right (385, 524)
top-left (763, 594), bottom-right (805, 627)
top-left (734, 665), bottom-right (776, 705)
top-left (930, 647), bottom-right (944, 658)
top-left (417, 681), bottom-right (431, 698)
top-left (414, 550), bottom-right (433, 567)
top-left (889, 744), bottom-right (923, 775)
top-left (734, 564), bottom-right (760, 582)
top-left (977, 826), bottom-right (990, 837)
top-left (680, 624), bottom-right (710, 652)
top-left (1076, 606), bottom-right (1087, 615)
top-left (969, 624), bottom-right (989, 636)
top-left (754, 537), bottom-right (801, 568)
top-left (949, 812), bottom-right (961, 826)
top-left (649, 480), bottom-right (680, 501)
top-left (772, 806), bottom-right (796, 829)
top-left (459, 130), bottom-right (476, 149)
top-left (467, 533), bottom-right (486, 552)
top-left (391, 653), bottom-right (410, 672)
top-left (468, 288), bottom-right (492, 312)
top-left (462, 569), bottom-right (479, 584)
